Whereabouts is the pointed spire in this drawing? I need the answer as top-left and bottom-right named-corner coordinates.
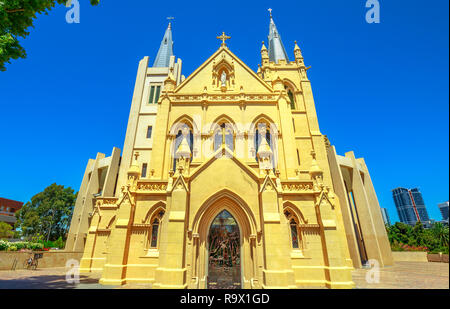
top-left (153, 22), bottom-right (174, 67)
top-left (261, 41), bottom-right (268, 52)
top-left (267, 10), bottom-right (289, 63)
top-left (294, 40), bottom-right (303, 61)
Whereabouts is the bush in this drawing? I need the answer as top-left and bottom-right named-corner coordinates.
top-left (30, 242), bottom-right (44, 251)
top-left (0, 240), bottom-right (44, 252)
top-left (54, 236), bottom-right (65, 249)
top-left (0, 240), bottom-right (8, 251)
top-left (387, 222), bottom-right (449, 254)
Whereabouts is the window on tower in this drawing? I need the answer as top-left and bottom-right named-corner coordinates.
top-left (141, 163), bottom-right (148, 178)
top-left (285, 85), bottom-right (296, 110)
top-left (150, 218), bottom-right (160, 248)
top-left (149, 85), bottom-right (162, 104)
top-left (147, 126), bottom-right (153, 139)
top-left (148, 210), bottom-right (165, 248)
top-left (284, 210), bottom-right (303, 250)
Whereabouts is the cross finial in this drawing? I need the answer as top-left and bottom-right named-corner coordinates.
top-left (217, 32), bottom-right (231, 46)
top-left (268, 8), bottom-right (273, 18)
top-left (134, 152), bottom-right (140, 162)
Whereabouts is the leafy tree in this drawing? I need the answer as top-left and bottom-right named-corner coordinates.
top-left (0, 222), bottom-right (14, 239)
top-left (0, 0), bottom-right (99, 71)
top-left (387, 221), bottom-right (449, 254)
top-left (15, 183), bottom-right (77, 241)
top-left (431, 223), bottom-right (449, 248)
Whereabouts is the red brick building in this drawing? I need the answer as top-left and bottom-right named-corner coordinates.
top-left (0, 197), bottom-right (23, 227)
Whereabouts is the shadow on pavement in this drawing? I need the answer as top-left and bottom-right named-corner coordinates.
top-left (0, 272), bottom-right (112, 289)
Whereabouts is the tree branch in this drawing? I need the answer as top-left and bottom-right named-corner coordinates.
top-left (6, 9), bottom-right (25, 13)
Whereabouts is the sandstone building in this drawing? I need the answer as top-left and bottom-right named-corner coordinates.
top-left (73, 14), bottom-right (393, 288)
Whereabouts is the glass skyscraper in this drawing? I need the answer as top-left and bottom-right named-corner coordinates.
top-left (381, 208), bottom-right (391, 226)
top-left (438, 201), bottom-right (449, 222)
top-left (392, 187), bottom-right (430, 226)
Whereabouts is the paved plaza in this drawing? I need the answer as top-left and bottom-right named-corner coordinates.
top-left (0, 262), bottom-right (447, 289)
top-left (352, 261), bottom-right (449, 289)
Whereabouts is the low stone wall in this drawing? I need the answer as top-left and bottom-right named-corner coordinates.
top-left (0, 251), bottom-right (84, 271)
top-left (428, 254), bottom-right (449, 263)
top-left (392, 251), bottom-right (428, 262)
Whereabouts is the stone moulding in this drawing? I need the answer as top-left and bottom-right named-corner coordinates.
top-left (170, 94), bottom-right (278, 104)
top-left (96, 197), bottom-right (119, 205)
top-left (281, 181), bottom-right (316, 194)
top-left (136, 181), bottom-right (169, 194)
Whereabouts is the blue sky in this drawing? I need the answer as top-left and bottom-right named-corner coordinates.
top-left (0, 0), bottom-right (448, 223)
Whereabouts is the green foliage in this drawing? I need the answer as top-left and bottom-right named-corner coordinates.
top-left (0, 240), bottom-right (44, 251)
top-left (0, 222), bottom-right (14, 239)
top-left (387, 222), bottom-right (449, 254)
top-left (0, 240), bottom-right (8, 250)
top-left (0, 0), bottom-right (100, 71)
top-left (38, 236), bottom-right (65, 249)
top-left (54, 236), bottom-right (65, 248)
top-left (15, 183), bottom-right (77, 242)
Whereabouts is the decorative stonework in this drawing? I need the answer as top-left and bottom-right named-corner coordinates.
top-left (170, 94), bottom-right (278, 104)
top-left (96, 198), bottom-right (119, 209)
top-left (281, 181), bottom-right (315, 193)
top-left (137, 181), bottom-right (168, 193)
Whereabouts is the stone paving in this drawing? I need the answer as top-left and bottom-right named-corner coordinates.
top-left (352, 261), bottom-right (449, 289)
top-left (0, 262), bottom-right (447, 289)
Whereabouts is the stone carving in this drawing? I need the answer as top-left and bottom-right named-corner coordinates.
top-left (137, 183), bottom-right (168, 192)
top-left (282, 183), bottom-right (314, 192)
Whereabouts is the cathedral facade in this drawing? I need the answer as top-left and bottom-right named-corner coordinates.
top-left (75, 15), bottom-right (392, 289)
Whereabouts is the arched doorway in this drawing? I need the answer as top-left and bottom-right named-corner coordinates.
top-left (207, 210), bottom-right (241, 289)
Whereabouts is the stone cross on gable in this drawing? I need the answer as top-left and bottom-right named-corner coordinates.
top-left (217, 32), bottom-right (231, 46)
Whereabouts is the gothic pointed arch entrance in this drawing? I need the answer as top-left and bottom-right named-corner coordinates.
top-left (207, 210), bottom-right (241, 289)
top-left (190, 190), bottom-right (259, 289)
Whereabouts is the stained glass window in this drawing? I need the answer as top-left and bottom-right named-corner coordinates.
top-left (290, 219), bottom-right (299, 249)
top-left (150, 218), bottom-right (159, 248)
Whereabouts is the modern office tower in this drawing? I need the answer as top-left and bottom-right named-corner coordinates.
top-left (438, 201), bottom-right (449, 222)
top-left (392, 187), bottom-right (430, 226)
top-left (381, 208), bottom-right (391, 226)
